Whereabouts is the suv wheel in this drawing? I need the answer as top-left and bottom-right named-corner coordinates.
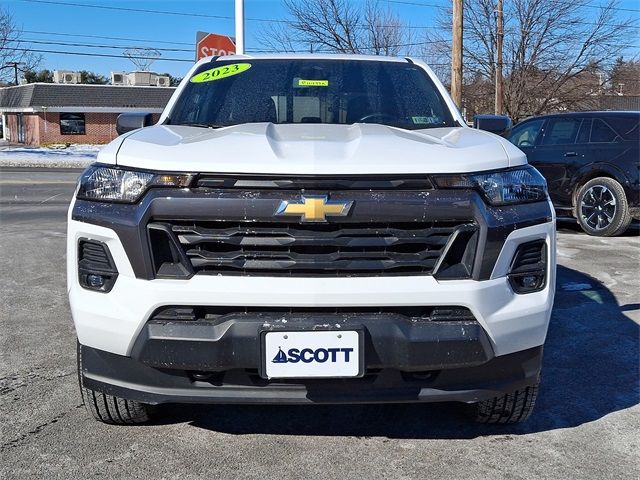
top-left (575, 177), bottom-right (631, 237)
top-left (77, 341), bottom-right (152, 424)
top-left (471, 383), bottom-right (539, 424)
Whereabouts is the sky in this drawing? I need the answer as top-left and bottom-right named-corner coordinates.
top-left (3, 0), bottom-right (640, 78)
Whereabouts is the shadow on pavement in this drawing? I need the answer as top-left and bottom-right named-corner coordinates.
top-left (156, 264), bottom-right (639, 438)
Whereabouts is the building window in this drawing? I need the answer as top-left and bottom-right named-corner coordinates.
top-left (60, 113), bottom-right (86, 135)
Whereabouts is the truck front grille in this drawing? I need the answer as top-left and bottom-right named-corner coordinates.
top-left (148, 220), bottom-right (478, 277)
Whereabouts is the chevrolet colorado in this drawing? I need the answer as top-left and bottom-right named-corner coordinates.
top-left (68, 54), bottom-right (555, 425)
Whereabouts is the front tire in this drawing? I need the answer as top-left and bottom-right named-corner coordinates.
top-left (575, 177), bottom-right (631, 237)
top-left (77, 341), bottom-right (151, 424)
top-left (472, 383), bottom-right (539, 424)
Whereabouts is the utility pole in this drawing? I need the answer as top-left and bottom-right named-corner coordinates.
top-left (451, 0), bottom-right (463, 109)
top-left (495, 0), bottom-right (504, 115)
top-left (3, 62), bottom-right (21, 85)
top-left (235, 0), bottom-right (245, 55)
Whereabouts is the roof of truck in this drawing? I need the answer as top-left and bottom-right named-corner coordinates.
top-left (195, 53), bottom-right (413, 66)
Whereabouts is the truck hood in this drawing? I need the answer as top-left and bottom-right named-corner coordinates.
top-left (109, 123), bottom-right (526, 174)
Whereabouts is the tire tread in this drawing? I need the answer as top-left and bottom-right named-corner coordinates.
top-left (77, 341), bottom-right (151, 425)
top-left (472, 384), bottom-right (539, 424)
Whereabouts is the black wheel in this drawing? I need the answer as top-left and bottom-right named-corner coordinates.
top-left (77, 341), bottom-right (151, 425)
top-left (575, 177), bottom-right (631, 237)
top-left (471, 383), bottom-right (539, 424)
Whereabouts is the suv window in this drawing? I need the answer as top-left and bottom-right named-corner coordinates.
top-left (590, 119), bottom-right (621, 143)
top-left (509, 119), bottom-right (544, 147)
top-left (575, 119), bottom-right (591, 144)
top-left (169, 59), bottom-right (456, 130)
top-left (542, 117), bottom-right (581, 145)
top-left (600, 115), bottom-right (639, 142)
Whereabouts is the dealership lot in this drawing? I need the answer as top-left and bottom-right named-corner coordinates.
top-left (0, 168), bottom-right (638, 479)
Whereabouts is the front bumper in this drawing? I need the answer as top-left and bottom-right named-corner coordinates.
top-left (80, 343), bottom-right (543, 405)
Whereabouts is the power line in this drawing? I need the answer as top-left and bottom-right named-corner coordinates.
top-left (18, 37), bottom-right (449, 52)
top-left (22, 29), bottom-right (193, 46)
top-left (20, 0), bottom-right (441, 30)
top-left (386, 1), bottom-right (445, 8)
top-left (20, 0), bottom-right (288, 23)
top-left (19, 38), bottom-right (193, 53)
top-left (0, 46), bottom-right (193, 63)
top-left (388, 0), bottom-right (640, 13)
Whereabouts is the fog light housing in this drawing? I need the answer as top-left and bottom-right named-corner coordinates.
top-left (86, 274), bottom-right (106, 288)
top-left (508, 240), bottom-right (546, 294)
top-left (78, 239), bottom-right (119, 293)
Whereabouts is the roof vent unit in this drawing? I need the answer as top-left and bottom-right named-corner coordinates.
top-left (156, 75), bottom-right (170, 87)
top-left (127, 71), bottom-right (156, 86)
top-left (111, 72), bottom-right (127, 85)
top-left (53, 70), bottom-right (80, 84)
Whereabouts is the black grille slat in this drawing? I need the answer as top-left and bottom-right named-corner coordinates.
top-left (149, 220), bottom-right (476, 276)
top-left (78, 240), bottom-right (116, 272)
top-left (189, 257), bottom-right (439, 271)
top-left (510, 240), bottom-right (546, 274)
top-left (151, 305), bottom-right (477, 323)
top-left (173, 224), bottom-right (453, 248)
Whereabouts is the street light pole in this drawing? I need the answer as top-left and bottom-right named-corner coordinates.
top-left (235, 0), bottom-right (245, 55)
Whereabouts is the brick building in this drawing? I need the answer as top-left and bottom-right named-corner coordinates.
top-left (0, 83), bottom-right (175, 146)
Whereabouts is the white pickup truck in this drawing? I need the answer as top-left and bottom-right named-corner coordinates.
top-left (68, 54), bottom-right (555, 425)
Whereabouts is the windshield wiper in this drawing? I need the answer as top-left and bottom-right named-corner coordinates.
top-left (177, 122), bottom-right (228, 129)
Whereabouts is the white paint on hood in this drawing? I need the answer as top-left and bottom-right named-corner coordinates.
top-left (107, 122), bottom-right (525, 174)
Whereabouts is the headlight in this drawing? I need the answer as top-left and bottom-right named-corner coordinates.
top-left (77, 165), bottom-right (193, 203)
top-left (433, 166), bottom-right (547, 205)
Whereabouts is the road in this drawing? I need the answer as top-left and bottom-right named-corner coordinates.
top-left (1, 168), bottom-right (638, 479)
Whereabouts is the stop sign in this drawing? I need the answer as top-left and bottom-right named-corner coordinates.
top-left (196, 33), bottom-right (236, 60)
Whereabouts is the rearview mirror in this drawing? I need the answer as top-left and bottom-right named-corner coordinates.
top-left (116, 112), bottom-right (154, 135)
top-left (473, 114), bottom-right (513, 136)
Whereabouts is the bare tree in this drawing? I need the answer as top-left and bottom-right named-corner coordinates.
top-left (608, 57), bottom-right (640, 95)
top-left (423, 0), bottom-right (636, 121)
top-left (0, 7), bottom-right (41, 84)
top-left (258, 0), bottom-right (412, 56)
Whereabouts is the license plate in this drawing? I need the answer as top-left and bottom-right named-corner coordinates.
top-left (264, 330), bottom-right (361, 379)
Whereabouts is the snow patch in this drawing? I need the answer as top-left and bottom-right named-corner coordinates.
top-left (561, 282), bottom-right (593, 291)
top-left (0, 144), bottom-right (102, 168)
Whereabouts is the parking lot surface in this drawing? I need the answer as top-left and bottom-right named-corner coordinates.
top-left (1, 168), bottom-right (638, 479)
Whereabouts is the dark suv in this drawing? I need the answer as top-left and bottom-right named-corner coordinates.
top-left (508, 111), bottom-right (639, 236)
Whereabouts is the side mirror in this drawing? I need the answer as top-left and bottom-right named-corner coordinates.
top-left (474, 114), bottom-right (513, 136)
top-left (116, 112), bottom-right (154, 135)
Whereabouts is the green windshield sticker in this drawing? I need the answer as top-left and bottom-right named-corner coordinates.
top-left (190, 63), bottom-right (252, 83)
top-left (298, 79), bottom-right (329, 87)
top-left (412, 116), bottom-right (437, 124)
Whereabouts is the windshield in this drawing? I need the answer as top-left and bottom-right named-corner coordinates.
top-left (168, 59), bottom-right (456, 130)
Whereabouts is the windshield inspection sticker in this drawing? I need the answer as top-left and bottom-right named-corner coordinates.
top-left (190, 63), bottom-right (252, 83)
top-left (412, 116), bottom-right (439, 124)
top-left (298, 79), bottom-right (329, 87)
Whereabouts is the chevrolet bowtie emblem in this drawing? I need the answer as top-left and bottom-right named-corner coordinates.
top-left (275, 196), bottom-right (353, 222)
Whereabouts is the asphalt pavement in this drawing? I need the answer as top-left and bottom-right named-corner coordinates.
top-left (1, 167), bottom-right (638, 479)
